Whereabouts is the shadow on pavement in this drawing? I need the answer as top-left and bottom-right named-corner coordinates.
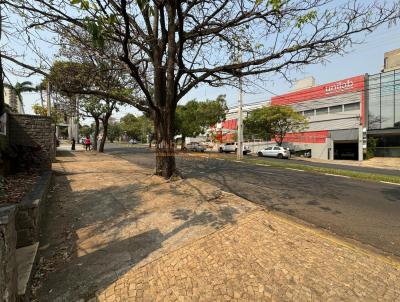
top-left (35, 150), bottom-right (252, 301)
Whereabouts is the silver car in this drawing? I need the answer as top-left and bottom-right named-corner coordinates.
top-left (257, 146), bottom-right (290, 159)
top-left (186, 142), bottom-right (206, 152)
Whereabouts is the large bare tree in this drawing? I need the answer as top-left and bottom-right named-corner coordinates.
top-left (1, 0), bottom-right (399, 177)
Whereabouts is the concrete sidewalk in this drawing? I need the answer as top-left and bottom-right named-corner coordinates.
top-left (34, 150), bottom-right (400, 301)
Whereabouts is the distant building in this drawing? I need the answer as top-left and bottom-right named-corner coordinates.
top-left (209, 49), bottom-right (400, 160)
top-left (4, 86), bottom-right (24, 114)
top-left (271, 75), bottom-right (365, 161)
top-left (366, 70), bottom-right (400, 156)
top-left (212, 100), bottom-right (271, 142)
top-left (383, 48), bottom-right (400, 72)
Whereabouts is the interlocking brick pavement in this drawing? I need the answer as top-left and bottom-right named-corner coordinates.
top-left (36, 150), bottom-right (400, 302)
top-left (95, 211), bottom-right (400, 302)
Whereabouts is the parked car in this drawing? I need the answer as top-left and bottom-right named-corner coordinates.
top-left (129, 139), bottom-right (138, 144)
top-left (80, 137), bottom-right (86, 144)
top-left (257, 146), bottom-right (290, 159)
top-left (219, 142), bottom-right (251, 155)
top-left (185, 142), bottom-right (206, 152)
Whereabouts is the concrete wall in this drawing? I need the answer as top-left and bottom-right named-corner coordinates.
top-left (0, 205), bottom-right (18, 302)
top-left (8, 114), bottom-right (55, 171)
top-left (16, 172), bottom-right (52, 248)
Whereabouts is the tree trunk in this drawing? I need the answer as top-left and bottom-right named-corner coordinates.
top-left (0, 8), bottom-right (4, 116)
top-left (154, 111), bottom-right (176, 178)
top-left (0, 55), bottom-right (4, 116)
top-left (148, 133), bottom-right (152, 149)
top-left (98, 116), bottom-right (109, 153)
top-left (93, 118), bottom-right (100, 151)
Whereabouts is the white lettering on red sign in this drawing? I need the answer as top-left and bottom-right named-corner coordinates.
top-left (324, 80), bottom-right (354, 95)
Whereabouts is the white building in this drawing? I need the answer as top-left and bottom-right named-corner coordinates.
top-left (4, 86), bottom-right (24, 114)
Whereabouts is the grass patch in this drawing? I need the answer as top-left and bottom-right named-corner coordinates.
top-left (240, 158), bottom-right (400, 184)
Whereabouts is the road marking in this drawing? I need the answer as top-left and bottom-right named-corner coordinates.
top-left (256, 163), bottom-right (271, 167)
top-left (201, 156), bottom-right (208, 159)
top-left (324, 173), bottom-right (350, 178)
top-left (285, 168), bottom-right (304, 172)
top-left (380, 181), bottom-right (400, 186)
top-left (215, 158), bottom-right (225, 161)
top-left (233, 160), bottom-right (243, 163)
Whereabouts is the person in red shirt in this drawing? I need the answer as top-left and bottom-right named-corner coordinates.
top-left (85, 136), bottom-right (91, 151)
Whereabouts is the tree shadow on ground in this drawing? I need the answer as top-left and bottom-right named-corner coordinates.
top-left (36, 162), bottom-right (243, 302)
top-left (55, 150), bottom-right (76, 158)
top-left (381, 188), bottom-right (400, 202)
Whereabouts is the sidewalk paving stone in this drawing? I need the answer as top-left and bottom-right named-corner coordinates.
top-left (33, 150), bottom-right (400, 301)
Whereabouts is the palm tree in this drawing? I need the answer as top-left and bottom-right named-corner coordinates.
top-left (4, 81), bottom-right (36, 113)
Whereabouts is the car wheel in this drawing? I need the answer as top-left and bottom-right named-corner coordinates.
top-left (257, 151), bottom-right (263, 157)
top-left (277, 153), bottom-right (283, 159)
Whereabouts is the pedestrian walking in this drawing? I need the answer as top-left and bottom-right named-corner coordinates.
top-left (71, 138), bottom-right (75, 150)
top-left (85, 136), bottom-right (91, 151)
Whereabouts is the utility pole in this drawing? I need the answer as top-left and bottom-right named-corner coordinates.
top-left (237, 53), bottom-right (244, 160)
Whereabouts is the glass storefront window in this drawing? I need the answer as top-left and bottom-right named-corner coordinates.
top-left (368, 74), bottom-right (381, 129)
top-left (367, 69), bottom-right (400, 130)
top-left (395, 70), bottom-right (400, 128)
top-left (381, 72), bottom-right (395, 129)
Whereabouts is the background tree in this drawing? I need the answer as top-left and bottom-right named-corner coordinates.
top-left (120, 114), bottom-right (153, 143)
top-left (175, 95), bottom-right (227, 150)
top-left (107, 122), bottom-right (122, 143)
top-left (32, 103), bottom-right (64, 124)
top-left (98, 100), bottom-right (119, 152)
top-left (80, 97), bottom-right (106, 151)
top-left (3, 0), bottom-right (399, 177)
top-left (79, 125), bottom-right (92, 138)
top-left (120, 114), bottom-right (141, 140)
top-left (245, 105), bottom-right (308, 146)
top-left (48, 60), bottom-right (125, 152)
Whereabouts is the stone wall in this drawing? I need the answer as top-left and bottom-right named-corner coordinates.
top-left (0, 205), bottom-right (18, 302)
top-left (8, 114), bottom-right (55, 171)
top-left (16, 171), bottom-right (52, 248)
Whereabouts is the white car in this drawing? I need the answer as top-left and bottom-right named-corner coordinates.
top-left (257, 146), bottom-right (290, 159)
top-left (129, 139), bottom-right (138, 144)
top-left (219, 142), bottom-right (251, 155)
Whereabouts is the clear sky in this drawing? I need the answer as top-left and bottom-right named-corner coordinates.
top-left (4, 13), bottom-right (400, 123)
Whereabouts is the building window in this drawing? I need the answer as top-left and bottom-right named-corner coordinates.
top-left (329, 105), bottom-right (343, 114)
top-left (315, 107), bottom-right (329, 116)
top-left (343, 102), bottom-right (360, 112)
top-left (304, 109), bottom-right (315, 117)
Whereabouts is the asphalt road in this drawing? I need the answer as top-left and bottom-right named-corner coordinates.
top-left (105, 144), bottom-right (400, 257)
top-left (256, 156), bottom-right (400, 177)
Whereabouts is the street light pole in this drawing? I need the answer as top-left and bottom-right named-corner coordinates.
top-left (237, 71), bottom-right (243, 161)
